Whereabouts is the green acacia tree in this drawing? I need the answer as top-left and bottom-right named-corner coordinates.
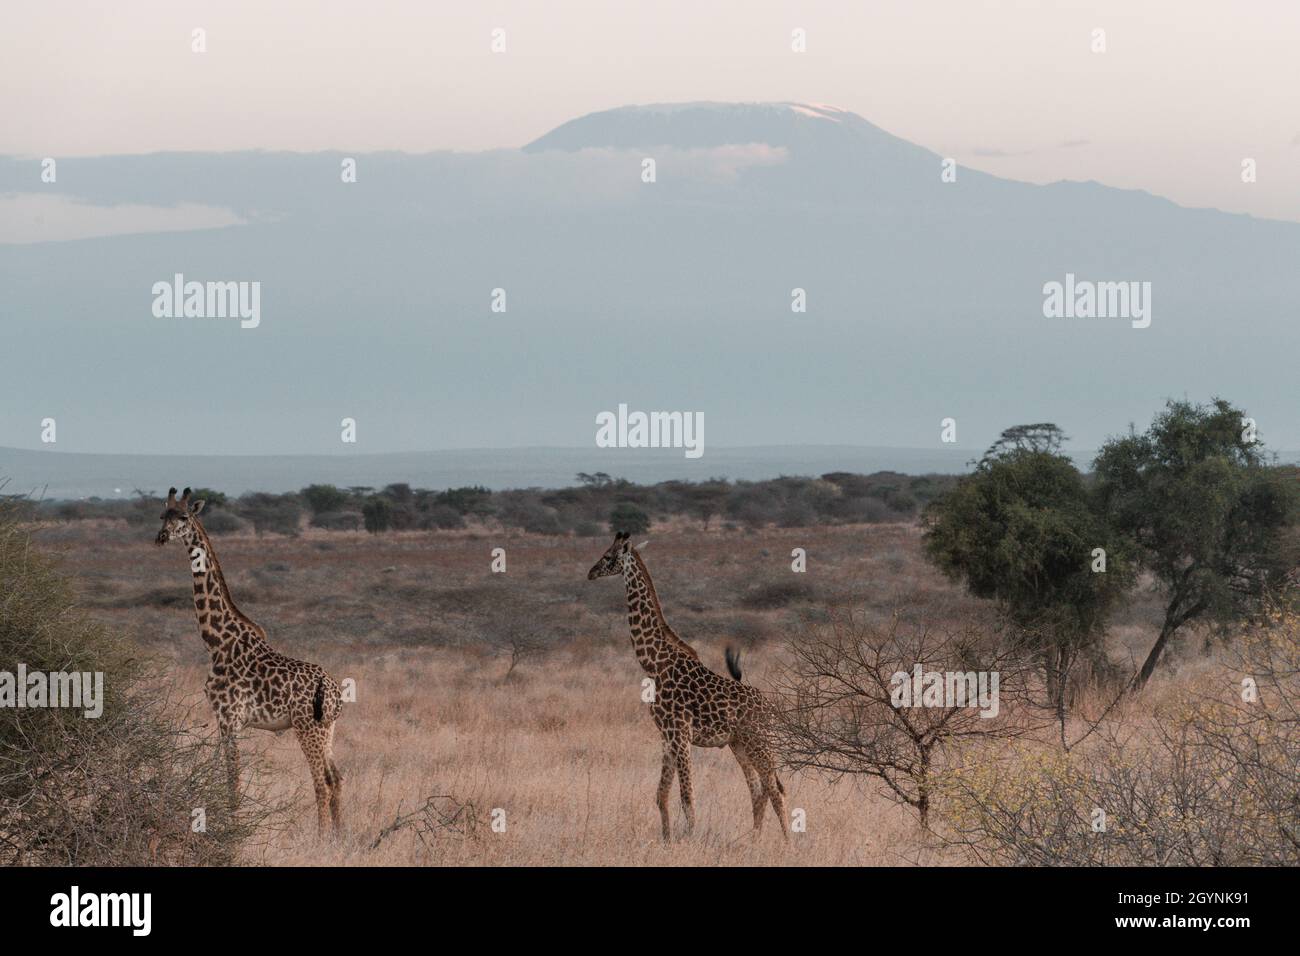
top-left (1093, 399), bottom-right (1298, 688)
top-left (923, 426), bottom-right (1135, 714)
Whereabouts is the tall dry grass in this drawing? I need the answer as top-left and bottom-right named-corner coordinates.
top-left (28, 517), bottom-right (1273, 866)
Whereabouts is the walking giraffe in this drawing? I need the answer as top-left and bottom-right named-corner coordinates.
top-left (587, 532), bottom-right (787, 842)
top-left (155, 487), bottom-right (344, 833)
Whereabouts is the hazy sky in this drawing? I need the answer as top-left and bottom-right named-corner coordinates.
top-left (4, 0), bottom-right (1299, 222)
top-left (3, 2), bottom-right (1298, 466)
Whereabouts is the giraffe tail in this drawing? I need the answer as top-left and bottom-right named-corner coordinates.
top-left (725, 646), bottom-right (743, 682)
top-left (312, 676), bottom-right (325, 722)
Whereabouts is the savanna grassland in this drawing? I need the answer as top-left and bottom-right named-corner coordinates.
top-left (27, 517), bottom-right (1195, 867)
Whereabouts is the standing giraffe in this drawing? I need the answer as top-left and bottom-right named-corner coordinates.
top-left (587, 532), bottom-right (787, 842)
top-left (155, 487), bottom-right (344, 833)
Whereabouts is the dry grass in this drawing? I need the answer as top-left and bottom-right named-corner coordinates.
top-left (182, 647), bottom-right (955, 866)
top-left (33, 519), bottom-right (1180, 866)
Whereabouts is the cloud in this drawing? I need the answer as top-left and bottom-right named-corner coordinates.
top-left (1060, 138), bottom-right (1091, 149)
top-left (466, 143), bottom-right (791, 208)
top-left (0, 193), bottom-right (245, 244)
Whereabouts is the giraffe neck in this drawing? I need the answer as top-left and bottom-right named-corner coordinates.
top-left (181, 521), bottom-right (261, 652)
top-left (622, 550), bottom-right (699, 674)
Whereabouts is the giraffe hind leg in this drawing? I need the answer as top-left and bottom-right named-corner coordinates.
top-left (294, 721), bottom-right (333, 835)
top-left (748, 741), bottom-right (789, 843)
top-left (326, 759), bottom-right (343, 828)
top-left (730, 742), bottom-right (766, 833)
top-left (766, 771), bottom-right (788, 840)
top-left (324, 725), bottom-right (343, 829)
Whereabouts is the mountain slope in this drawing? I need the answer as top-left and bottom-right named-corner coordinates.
top-left (1, 102), bottom-right (1298, 460)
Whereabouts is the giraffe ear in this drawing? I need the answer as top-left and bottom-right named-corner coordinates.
top-left (189, 499), bottom-right (206, 515)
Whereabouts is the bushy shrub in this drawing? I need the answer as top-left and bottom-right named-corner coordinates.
top-left (437, 486), bottom-right (493, 516)
top-left (0, 501), bottom-right (279, 864)
top-left (200, 509), bottom-right (246, 535)
top-left (53, 501), bottom-right (90, 522)
top-left (777, 500), bottom-right (817, 528)
top-left (362, 497), bottom-right (393, 534)
top-left (500, 500), bottom-right (563, 535)
top-left (937, 608), bottom-right (1300, 864)
top-left (237, 492), bottom-right (302, 536)
top-left (834, 496), bottom-right (896, 524)
top-left (724, 484), bottom-right (779, 529)
top-left (608, 502), bottom-right (650, 535)
top-left (311, 510), bottom-right (363, 531)
top-left (301, 484), bottom-right (351, 515)
top-left (420, 504), bottom-right (465, 530)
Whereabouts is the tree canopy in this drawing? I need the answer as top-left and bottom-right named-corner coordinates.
top-left (1093, 398), bottom-right (1298, 686)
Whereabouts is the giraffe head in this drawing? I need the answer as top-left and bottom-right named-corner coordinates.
top-left (155, 486), bottom-right (207, 546)
top-left (587, 531), bottom-right (632, 579)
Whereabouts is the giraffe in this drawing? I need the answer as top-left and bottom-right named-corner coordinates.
top-left (587, 532), bottom-right (787, 842)
top-left (155, 487), bottom-right (344, 834)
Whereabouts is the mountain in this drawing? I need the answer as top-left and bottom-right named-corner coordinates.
top-left (526, 101), bottom-right (934, 159)
top-left (2, 102), bottom-right (1298, 465)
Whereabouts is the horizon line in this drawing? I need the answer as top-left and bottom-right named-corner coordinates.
top-left (6, 442), bottom-right (1299, 460)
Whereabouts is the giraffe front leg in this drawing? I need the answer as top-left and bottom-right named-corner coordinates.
top-left (656, 739), bottom-right (678, 842)
top-left (208, 685), bottom-right (244, 817)
top-left (219, 729), bottom-right (241, 815)
top-left (674, 735), bottom-right (695, 839)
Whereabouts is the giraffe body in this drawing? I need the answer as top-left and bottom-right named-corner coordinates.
top-left (589, 532), bottom-right (787, 841)
top-left (157, 488), bottom-right (344, 834)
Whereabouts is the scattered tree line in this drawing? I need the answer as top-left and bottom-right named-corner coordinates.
top-left (24, 470), bottom-right (960, 537)
top-left (775, 399), bottom-right (1298, 860)
top-left (924, 399), bottom-right (1297, 693)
